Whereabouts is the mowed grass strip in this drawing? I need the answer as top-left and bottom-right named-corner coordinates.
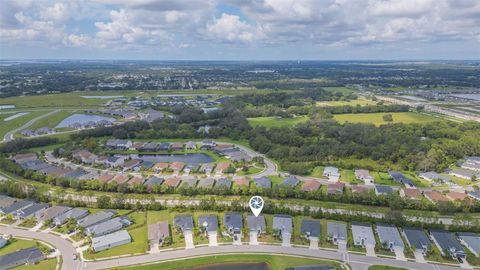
top-left (248, 116), bottom-right (309, 128)
top-left (27, 110), bottom-right (76, 130)
top-left (333, 112), bottom-right (441, 126)
top-left (121, 254), bottom-right (342, 270)
top-left (0, 110), bottom-right (53, 138)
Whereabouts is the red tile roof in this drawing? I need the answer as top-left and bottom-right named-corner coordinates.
top-left (302, 180), bottom-right (321, 191)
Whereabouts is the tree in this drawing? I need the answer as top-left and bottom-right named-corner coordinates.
top-left (97, 195), bottom-right (111, 209)
top-left (382, 114), bottom-right (393, 122)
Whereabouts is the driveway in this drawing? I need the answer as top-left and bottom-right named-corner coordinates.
top-left (249, 231), bottom-right (258, 245)
top-left (184, 231), bottom-right (195, 249)
top-left (282, 232), bottom-right (292, 247)
top-left (394, 248), bottom-right (406, 261)
top-left (338, 241), bottom-right (348, 253)
top-left (414, 250), bottom-right (426, 263)
top-left (233, 233), bottom-right (242, 245)
top-left (309, 236), bottom-right (319, 249)
top-left (365, 244), bottom-right (376, 257)
top-left (208, 233), bottom-right (218, 247)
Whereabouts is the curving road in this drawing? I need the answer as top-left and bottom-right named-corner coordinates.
top-left (3, 109), bottom-right (60, 141)
top-left (0, 225), bottom-right (80, 270)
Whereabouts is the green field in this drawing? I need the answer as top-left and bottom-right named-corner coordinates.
top-left (0, 110), bottom-right (52, 138)
top-left (27, 110), bottom-right (76, 130)
top-left (248, 116), bottom-right (309, 128)
top-left (322, 87), bottom-right (356, 94)
top-left (333, 112), bottom-right (441, 126)
top-left (121, 254), bottom-right (341, 270)
top-left (317, 98), bottom-right (377, 107)
top-left (12, 258), bottom-right (57, 270)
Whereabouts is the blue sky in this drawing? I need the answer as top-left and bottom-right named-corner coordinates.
top-left (1, 0), bottom-right (479, 60)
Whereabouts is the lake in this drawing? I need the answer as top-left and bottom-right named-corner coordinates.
top-left (56, 114), bottom-right (115, 128)
top-left (128, 153), bottom-right (214, 165)
top-left (192, 262), bottom-right (270, 270)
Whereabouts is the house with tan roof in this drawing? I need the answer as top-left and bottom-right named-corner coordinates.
top-left (97, 174), bottom-right (115, 183)
top-left (12, 153), bottom-right (37, 163)
top-left (215, 162), bottom-right (231, 174)
top-left (170, 161), bottom-right (185, 172)
top-left (153, 162), bottom-right (169, 172)
top-left (164, 177), bottom-right (181, 188)
top-left (234, 177), bottom-right (250, 187)
top-left (327, 182), bottom-right (344, 195)
top-left (424, 191), bottom-right (449, 203)
top-left (122, 159), bottom-right (142, 171)
top-left (302, 180), bottom-right (321, 192)
top-left (351, 185), bottom-right (370, 194)
top-left (445, 191), bottom-right (468, 201)
top-left (171, 142), bottom-right (184, 151)
top-left (400, 188), bottom-right (422, 200)
top-left (128, 176), bottom-right (145, 186)
top-left (111, 174), bottom-right (130, 184)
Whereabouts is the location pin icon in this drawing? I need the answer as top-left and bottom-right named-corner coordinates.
top-left (249, 196), bottom-right (264, 217)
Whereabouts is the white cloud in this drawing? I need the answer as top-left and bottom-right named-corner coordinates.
top-left (205, 13), bottom-right (263, 43)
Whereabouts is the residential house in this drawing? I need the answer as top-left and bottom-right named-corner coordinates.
top-left (105, 139), bottom-right (132, 150)
top-left (215, 162), bottom-right (231, 174)
top-left (374, 185), bottom-right (394, 196)
top-left (449, 169), bottom-right (479, 180)
top-left (153, 162), bottom-right (169, 172)
top-left (86, 217), bottom-right (130, 237)
top-left (72, 150), bottom-right (97, 164)
top-left (12, 153), bottom-right (37, 164)
top-left (355, 169), bottom-right (374, 185)
top-left (201, 139), bottom-right (216, 149)
top-left (198, 215), bottom-right (218, 235)
top-left (197, 178), bottom-right (215, 189)
top-left (327, 182), bottom-right (345, 195)
top-left (430, 230), bottom-right (466, 259)
top-left (351, 222), bottom-right (376, 248)
top-left (54, 208), bottom-right (88, 226)
top-left (301, 219), bottom-right (320, 239)
top-left (323, 166), bottom-right (340, 182)
top-left (0, 200), bottom-right (33, 215)
top-left (144, 176), bottom-right (164, 189)
top-left (170, 161), bottom-right (185, 172)
top-left (15, 203), bottom-right (49, 220)
top-left (446, 191), bottom-right (468, 201)
top-left (224, 212), bottom-right (243, 236)
top-left (0, 195), bottom-right (16, 210)
top-left (158, 142), bottom-right (171, 151)
top-left (247, 215), bottom-right (266, 235)
top-left (326, 221), bottom-right (347, 245)
top-left (164, 177), bottom-right (182, 188)
top-left (351, 185), bottom-right (370, 194)
top-left (180, 177), bottom-right (197, 188)
top-left (281, 175), bottom-right (300, 188)
top-left (0, 237), bottom-right (6, 248)
top-left (92, 230), bottom-right (131, 252)
top-left (105, 156), bottom-right (124, 167)
top-left (375, 223), bottom-right (404, 252)
top-left (171, 142), bottom-right (184, 151)
top-left (199, 163), bottom-right (215, 175)
top-left (253, 176), bottom-right (271, 189)
top-left (0, 247), bottom-right (44, 269)
top-left (78, 211), bottom-right (115, 228)
top-left (400, 188), bottom-right (422, 200)
top-left (302, 180), bottom-right (321, 192)
top-left (185, 141), bottom-right (197, 150)
top-left (457, 232), bottom-right (480, 257)
top-left (272, 215), bottom-right (293, 239)
top-left (122, 159), bottom-right (142, 171)
top-left (468, 191), bottom-right (480, 201)
top-left (402, 227), bottom-right (431, 255)
top-left (148, 221), bottom-right (170, 246)
top-left (130, 142), bottom-right (144, 150)
top-left (111, 174), bottom-right (130, 184)
top-left (38, 205), bottom-right (71, 222)
top-left (461, 161), bottom-right (480, 171)
top-left (173, 215), bottom-right (194, 233)
top-left (97, 174), bottom-right (115, 183)
top-left (419, 172), bottom-right (451, 183)
top-left (128, 176), bottom-right (145, 186)
top-left (424, 191), bottom-right (449, 203)
top-left (215, 178), bottom-right (232, 189)
top-left (141, 142), bottom-right (159, 152)
top-left (233, 177), bottom-right (249, 187)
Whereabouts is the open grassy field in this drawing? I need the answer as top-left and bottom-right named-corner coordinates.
top-left (121, 254), bottom-right (342, 270)
top-left (0, 110), bottom-right (53, 138)
top-left (322, 87), bottom-right (356, 94)
top-left (248, 116), bottom-right (309, 128)
top-left (0, 238), bottom-right (37, 255)
top-left (27, 110), bottom-right (77, 130)
top-left (333, 112), bottom-right (441, 126)
top-left (317, 97), bottom-right (377, 107)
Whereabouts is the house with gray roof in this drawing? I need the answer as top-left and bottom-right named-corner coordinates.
top-left (0, 200), bottom-right (33, 215)
top-left (301, 219), bottom-right (320, 238)
top-left (198, 215), bottom-right (218, 234)
top-left (199, 163), bottom-right (215, 174)
top-left (215, 178), bottom-right (232, 189)
top-left (185, 141), bottom-right (197, 150)
top-left (224, 212), bottom-right (243, 235)
top-left (449, 168), bottom-right (479, 180)
top-left (374, 185), bottom-right (394, 196)
top-left (327, 221), bottom-right (347, 245)
top-left (15, 202), bottom-right (49, 220)
top-left (375, 223), bottom-right (404, 252)
top-left (273, 215), bottom-right (293, 239)
top-left (402, 227), bottom-right (431, 254)
top-left (419, 172), bottom-right (451, 183)
top-left (281, 176), bottom-right (300, 188)
top-left (247, 215), bottom-right (266, 234)
top-left (323, 166), bottom-right (340, 181)
top-left (144, 176), bottom-right (164, 188)
top-left (351, 222), bottom-right (376, 247)
top-left (458, 232), bottom-right (480, 257)
top-left (197, 178), bottom-right (215, 189)
top-left (468, 191), bottom-right (480, 201)
top-left (92, 230), bottom-right (131, 252)
top-left (78, 211), bottom-right (114, 228)
top-left (148, 221), bottom-right (170, 246)
top-left (180, 177), bottom-right (197, 188)
top-left (86, 217), bottom-right (131, 237)
top-left (0, 196), bottom-right (17, 209)
top-left (430, 230), bottom-right (466, 259)
top-left (173, 215), bottom-right (194, 233)
top-left (254, 176), bottom-right (271, 188)
top-left (39, 205), bottom-right (71, 222)
top-left (0, 247), bottom-right (44, 269)
top-left (0, 237), bottom-right (6, 249)
top-left (54, 208), bottom-right (89, 226)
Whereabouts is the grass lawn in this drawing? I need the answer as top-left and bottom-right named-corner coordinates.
top-left (237, 165), bottom-right (264, 176)
top-left (340, 169), bottom-right (360, 184)
top-left (322, 87), bottom-right (356, 94)
top-left (372, 172), bottom-right (402, 186)
top-left (268, 175), bottom-right (285, 186)
top-left (84, 211), bottom-right (148, 259)
top-left (368, 266), bottom-right (407, 270)
top-left (18, 218), bottom-right (37, 228)
top-left (333, 112), bottom-right (442, 126)
top-left (0, 238), bottom-right (37, 255)
top-left (247, 116), bottom-right (309, 128)
top-left (12, 258), bottom-right (57, 270)
top-left (121, 254), bottom-right (342, 270)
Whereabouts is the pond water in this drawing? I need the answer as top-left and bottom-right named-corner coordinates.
top-left (56, 114), bottom-right (115, 128)
top-left (128, 153), bottom-right (214, 165)
top-left (192, 262), bottom-right (270, 270)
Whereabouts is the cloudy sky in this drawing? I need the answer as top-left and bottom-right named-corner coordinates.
top-left (1, 0), bottom-right (479, 60)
